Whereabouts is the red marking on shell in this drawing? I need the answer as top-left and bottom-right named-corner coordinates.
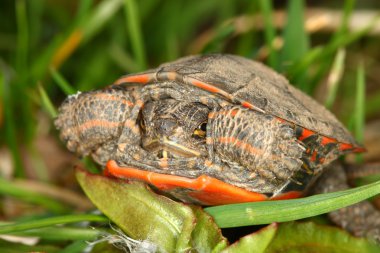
top-left (114, 74), bottom-right (152, 85)
top-left (310, 151), bottom-right (317, 162)
top-left (191, 79), bottom-right (222, 94)
top-left (241, 101), bottom-right (254, 109)
top-left (298, 128), bottom-right (315, 141)
top-left (321, 136), bottom-right (337, 145)
top-left (339, 143), bottom-right (366, 153)
top-left (105, 160), bottom-right (268, 205)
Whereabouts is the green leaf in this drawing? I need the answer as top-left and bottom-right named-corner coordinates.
top-left (222, 223), bottom-right (277, 253)
top-left (205, 179), bottom-right (380, 228)
top-left (266, 222), bottom-right (380, 253)
top-left (76, 168), bottom-right (227, 253)
top-left (191, 207), bottom-right (228, 252)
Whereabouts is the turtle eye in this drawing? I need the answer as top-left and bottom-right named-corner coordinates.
top-left (140, 118), bottom-right (146, 130)
top-left (193, 121), bottom-right (207, 138)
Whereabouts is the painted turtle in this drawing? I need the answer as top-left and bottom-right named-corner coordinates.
top-left (55, 54), bottom-right (364, 206)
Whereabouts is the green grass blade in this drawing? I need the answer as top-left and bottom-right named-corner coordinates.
top-left (0, 71), bottom-right (24, 177)
top-left (258, 0), bottom-right (278, 69)
top-left (281, 0), bottom-right (309, 72)
top-left (288, 14), bottom-right (380, 80)
top-left (0, 214), bottom-right (108, 234)
top-left (15, 0), bottom-right (28, 79)
top-left (50, 68), bottom-right (76, 95)
top-left (38, 83), bottom-right (57, 118)
top-left (354, 63), bottom-right (365, 162)
top-left (324, 49), bottom-right (346, 109)
top-left (0, 178), bottom-right (69, 213)
top-left (123, 0), bottom-right (147, 70)
top-left (59, 241), bottom-right (89, 253)
top-left (82, 0), bottom-right (124, 43)
top-left (335, 0), bottom-right (356, 37)
top-left (3, 225), bottom-right (102, 241)
top-left (354, 63), bottom-right (365, 143)
top-left (205, 179), bottom-right (380, 228)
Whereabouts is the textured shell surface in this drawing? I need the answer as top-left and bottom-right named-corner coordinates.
top-left (144, 54), bottom-right (356, 145)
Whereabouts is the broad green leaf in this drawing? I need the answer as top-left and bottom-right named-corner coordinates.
top-left (76, 168), bottom-right (193, 252)
top-left (76, 168), bottom-right (226, 253)
top-left (205, 179), bottom-right (380, 228)
top-left (191, 207), bottom-right (228, 252)
top-left (222, 223), bottom-right (277, 253)
top-left (266, 222), bottom-right (380, 253)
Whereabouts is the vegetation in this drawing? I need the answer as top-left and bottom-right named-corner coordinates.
top-left (1, 0), bottom-right (380, 252)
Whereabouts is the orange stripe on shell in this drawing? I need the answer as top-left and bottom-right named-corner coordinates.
top-left (114, 74), bottom-right (154, 85)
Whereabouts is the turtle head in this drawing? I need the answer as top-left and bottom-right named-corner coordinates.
top-left (140, 99), bottom-right (209, 158)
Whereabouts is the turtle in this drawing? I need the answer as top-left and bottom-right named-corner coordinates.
top-left (55, 54), bottom-right (365, 206)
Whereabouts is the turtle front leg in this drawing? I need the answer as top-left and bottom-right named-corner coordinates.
top-left (205, 106), bottom-right (307, 195)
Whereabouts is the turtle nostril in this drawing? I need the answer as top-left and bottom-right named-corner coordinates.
top-left (157, 149), bottom-right (169, 159)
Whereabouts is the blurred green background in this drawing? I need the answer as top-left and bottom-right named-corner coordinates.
top-left (0, 0), bottom-right (380, 251)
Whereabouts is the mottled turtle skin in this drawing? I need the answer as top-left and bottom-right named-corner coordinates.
top-left (55, 54), bottom-right (362, 203)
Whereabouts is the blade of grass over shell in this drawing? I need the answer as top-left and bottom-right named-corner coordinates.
top-left (324, 49), bottom-right (346, 109)
top-left (258, 0), bottom-right (278, 70)
top-left (38, 83), bottom-right (57, 118)
top-left (0, 177), bottom-right (69, 213)
top-left (0, 214), bottom-right (108, 234)
top-left (123, 0), bottom-right (147, 70)
top-left (205, 179), bottom-right (380, 228)
top-left (50, 68), bottom-right (76, 95)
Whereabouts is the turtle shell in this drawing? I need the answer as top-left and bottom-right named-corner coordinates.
top-left (115, 54), bottom-right (359, 148)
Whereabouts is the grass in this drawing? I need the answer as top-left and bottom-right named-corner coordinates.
top-left (0, 0), bottom-right (380, 251)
